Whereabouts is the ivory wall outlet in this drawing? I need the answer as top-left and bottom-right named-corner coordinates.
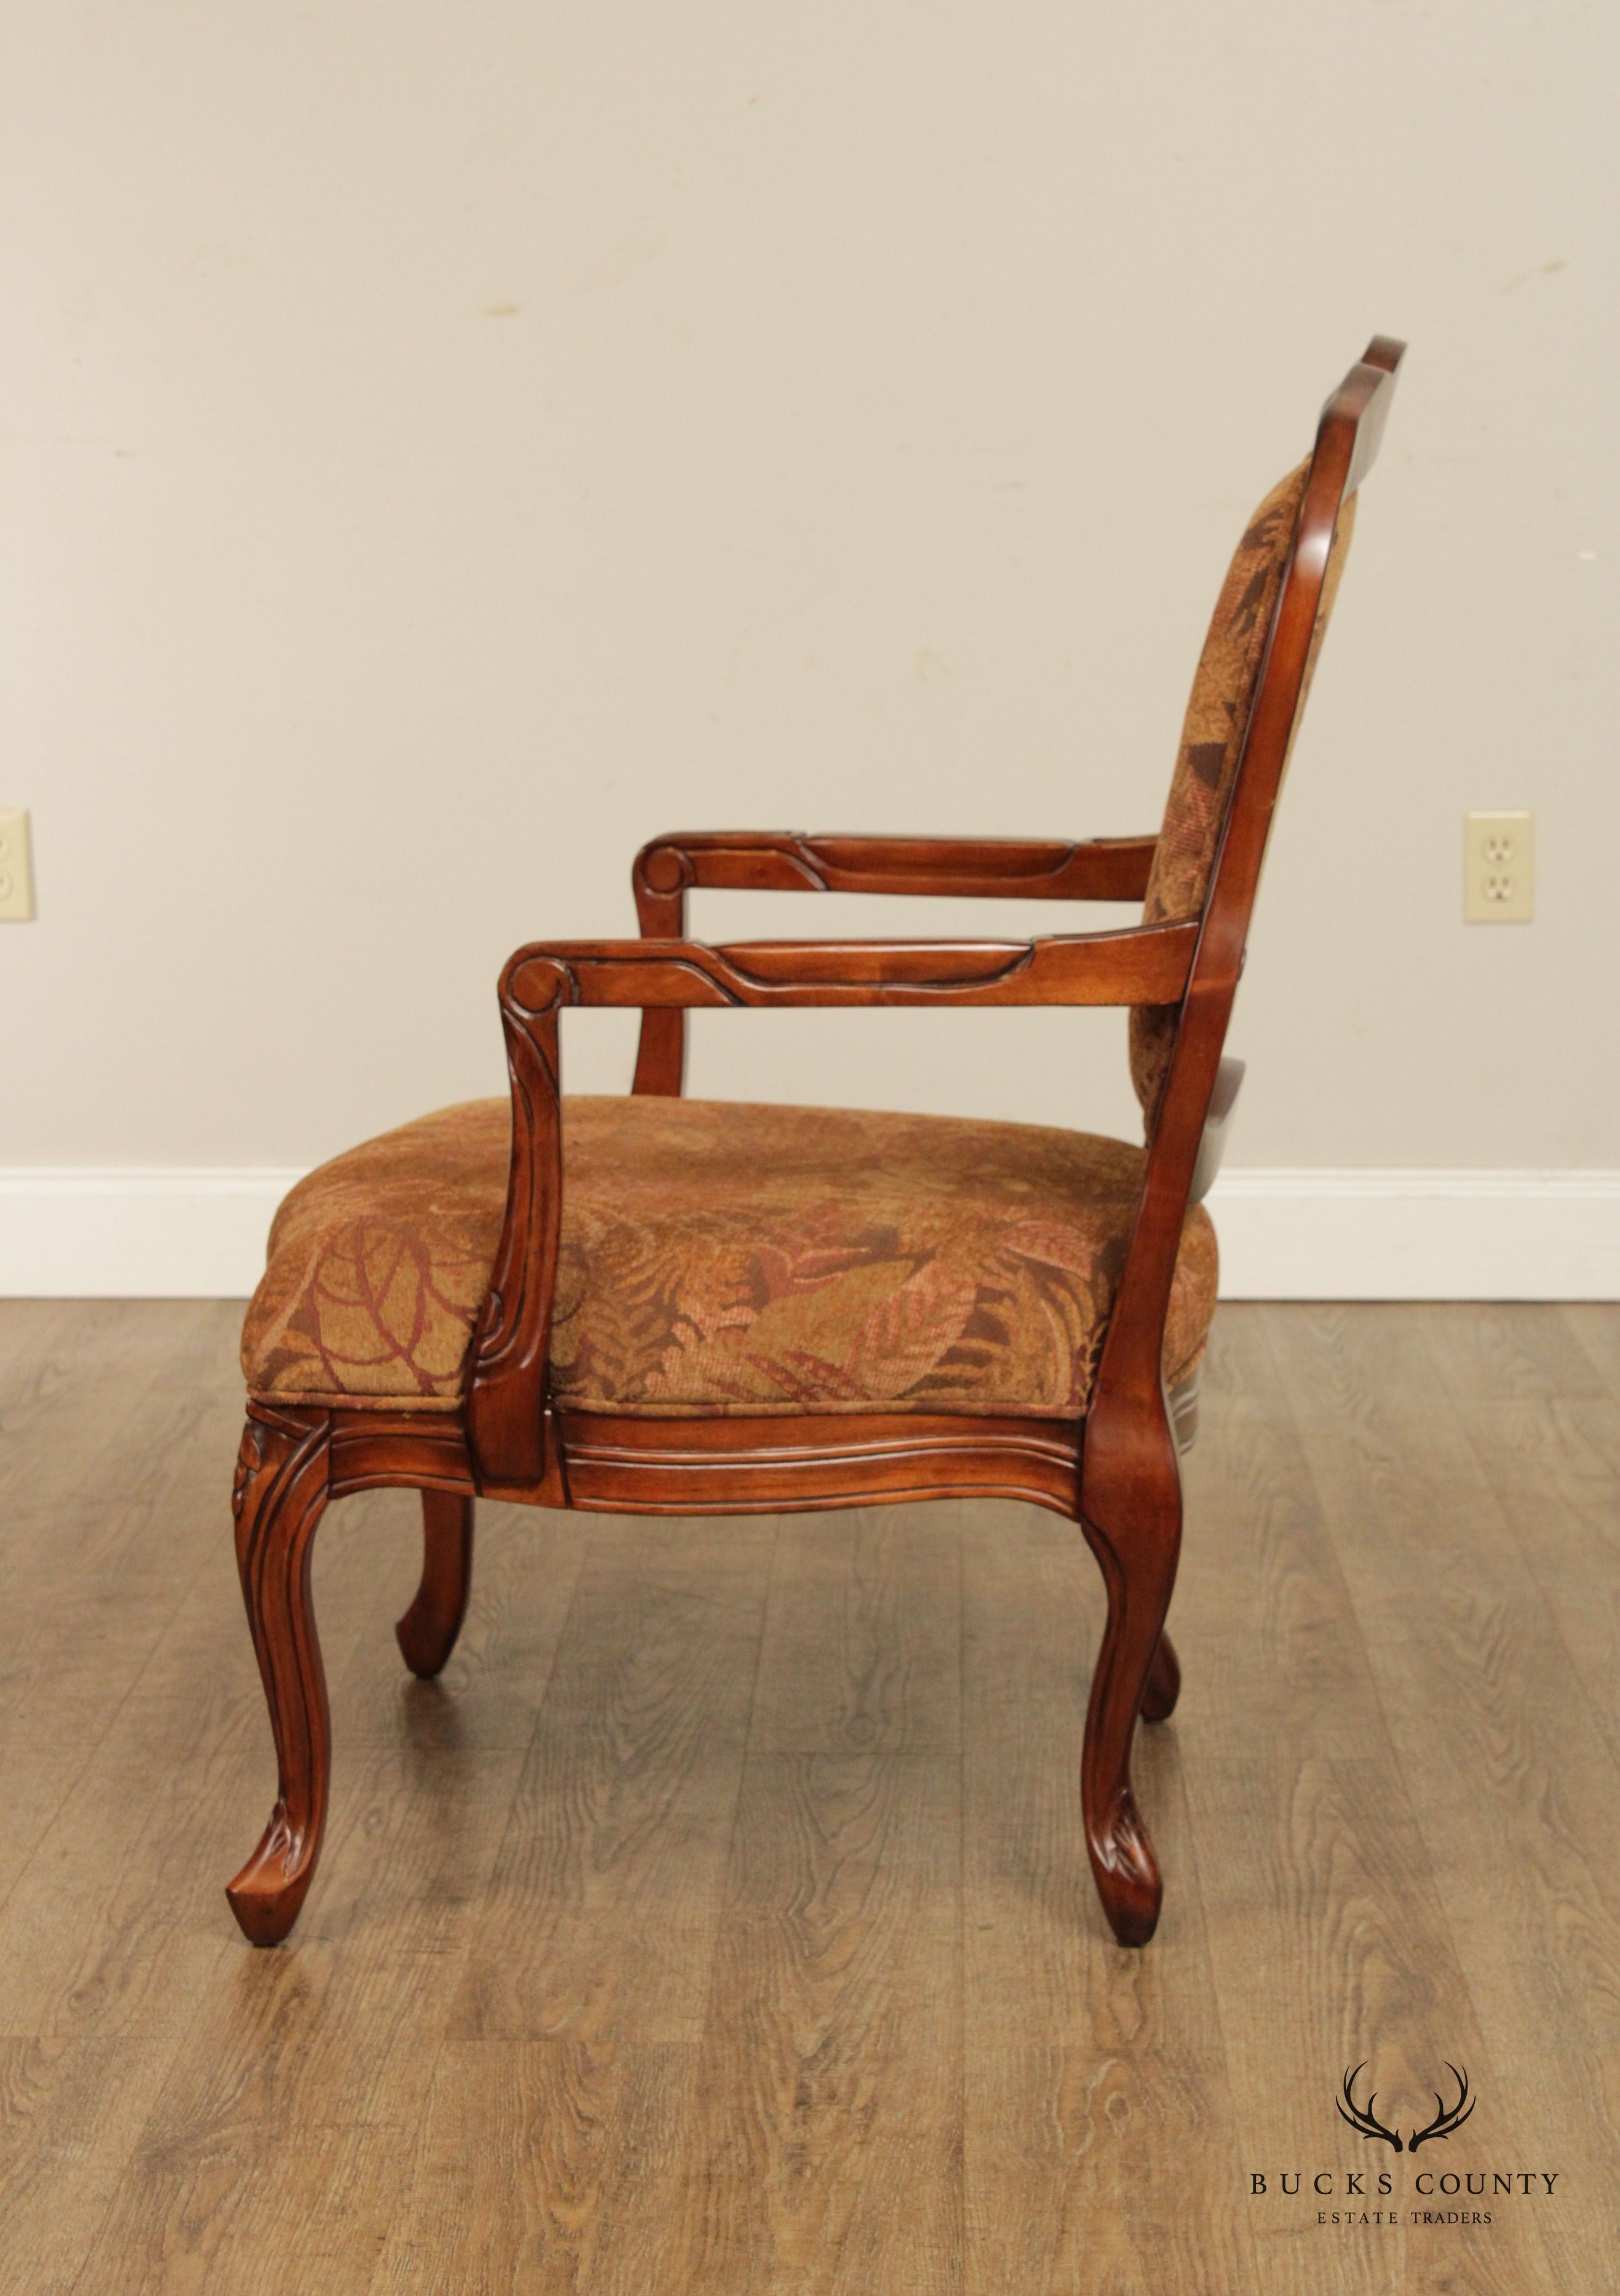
top-left (0, 809), bottom-right (34, 921)
top-left (1464, 809), bottom-right (1533, 923)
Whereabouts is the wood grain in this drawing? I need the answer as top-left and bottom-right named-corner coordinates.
top-left (959, 1497), bottom-right (1256, 2296)
top-left (747, 1504), bottom-right (961, 1756)
top-left (3, 1298), bottom-right (1618, 2292)
top-left (371, 2038), bottom-right (707, 2293)
top-left (448, 1514), bottom-right (777, 2046)
top-left (1560, 1301), bottom-right (1620, 1392)
top-left (76, 1742), bottom-right (528, 2295)
top-left (0, 2037), bottom-right (178, 2296)
top-left (1261, 1303), bottom-right (1613, 2293)
top-left (1175, 1313), bottom-right (1527, 2294)
top-left (1441, 1348), bottom-right (1620, 1761)
top-left (331, 1493), bottom-right (587, 1755)
top-left (646, 1751), bottom-right (964, 2294)
top-left (0, 1301), bottom-right (242, 1750)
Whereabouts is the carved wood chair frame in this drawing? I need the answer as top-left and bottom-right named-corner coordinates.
top-left (228, 338), bottom-right (1405, 1949)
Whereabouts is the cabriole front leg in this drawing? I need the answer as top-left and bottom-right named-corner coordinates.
top-left (226, 1408), bottom-right (333, 1946)
top-left (1077, 1394), bottom-right (1183, 1948)
top-left (1078, 1507), bottom-right (1180, 1946)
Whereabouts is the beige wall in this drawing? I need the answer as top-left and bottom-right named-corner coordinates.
top-left (2, 2), bottom-right (1616, 1172)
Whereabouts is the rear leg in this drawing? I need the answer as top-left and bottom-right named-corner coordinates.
top-left (395, 1492), bottom-right (475, 1679)
top-left (1140, 1629), bottom-right (1181, 1722)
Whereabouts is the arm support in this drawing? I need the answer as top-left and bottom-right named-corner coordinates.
top-left (519, 921), bottom-right (1194, 1012)
top-left (631, 831), bottom-right (1159, 1092)
top-left (466, 920), bottom-right (1197, 1487)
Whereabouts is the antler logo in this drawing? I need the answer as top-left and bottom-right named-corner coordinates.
top-left (1336, 2064), bottom-right (1475, 2155)
top-left (1337, 2065), bottom-right (1403, 2151)
top-left (1408, 2065), bottom-right (1475, 2153)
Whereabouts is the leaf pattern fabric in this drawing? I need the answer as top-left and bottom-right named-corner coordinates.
top-left (241, 1097), bottom-right (1218, 1418)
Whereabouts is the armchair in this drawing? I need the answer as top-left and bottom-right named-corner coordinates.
top-left (228, 337), bottom-right (1404, 1949)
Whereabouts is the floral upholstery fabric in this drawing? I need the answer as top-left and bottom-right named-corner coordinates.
top-left (241, 1097), bottom-right (1218, 1420)
top-left (1130, 460), bottom-right (1357, 1118)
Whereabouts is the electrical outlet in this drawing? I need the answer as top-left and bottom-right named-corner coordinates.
top-left (1464, 809), bottom-right (1533, 923)
top-left (0, 809), bottom-right (34, 921)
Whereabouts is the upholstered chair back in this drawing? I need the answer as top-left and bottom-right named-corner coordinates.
top-left (1129, 460), bottom-right (1358, 1121)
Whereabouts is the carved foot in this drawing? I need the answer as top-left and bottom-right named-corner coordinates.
top-left (226, 1800), bottom-right (322, 1946)
top-left (226, 1409), bottom-right (333, 1947)
top-left (1086, 1784), bottom-right (1164, 1948)
top-left (1140, 1629), bottom-right (1181, 1722)
top-left (395, 1492), bottom-right (475, 1679)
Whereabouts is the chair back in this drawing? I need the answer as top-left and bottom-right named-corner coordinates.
top-left (1129, 458), bottom-right (1359, 1118)
top-left (1097, 338), bottom-right (1405, 1418)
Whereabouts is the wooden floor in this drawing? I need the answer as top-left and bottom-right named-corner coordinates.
top-left (1, 1301), bottom-right (1617, 2293)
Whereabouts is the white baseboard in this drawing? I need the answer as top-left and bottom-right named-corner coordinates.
top-left (0, 1166), bottom-right (1616, 1302)
top-left (1206, 1168), bottom-right (1620, 1300)
top-left (0, 1169), bottom-right (302, 1299)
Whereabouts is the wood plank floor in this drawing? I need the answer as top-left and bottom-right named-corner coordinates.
top-left (1, 1300), bottom-right (1616, 2293)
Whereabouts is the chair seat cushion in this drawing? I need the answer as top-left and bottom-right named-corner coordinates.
top-left (240, 1097), bottom-right (1217, 1420)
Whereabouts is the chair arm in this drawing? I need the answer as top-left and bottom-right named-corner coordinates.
top-left (628, 835), bottom-right (1159, 1091)
top-left (633, 831), bottom-right (1158, 916)
top-left (466, 918), bottom-right (1198, 1488)
top-left (509, 921), bottom-right (1196, 1012)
